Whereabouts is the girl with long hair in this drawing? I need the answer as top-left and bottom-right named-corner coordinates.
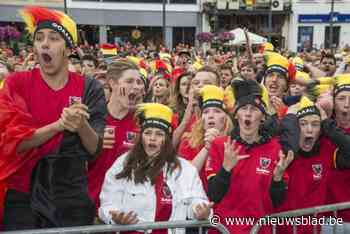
top-left (178, 85), bottom-right (233, 191)
top-left (147, 73), bottom-right (173, 106)
top-left (99, 103), bottom-right (212, 234)
top-left (171, 72), bottom-right (192, 122)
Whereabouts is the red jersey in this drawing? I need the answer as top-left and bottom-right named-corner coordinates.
top-left (327, 127), bottom-right (350, 222)
top-left (88, 112), bottom-right (138, 209)
top-left (206, 136), bottom-right (281, 234)
top-left (5, 68), bottom-right (85, 193)
top-left (276, 137), bottom-right (335, 234)
top-left (177, 138), bottom-right (208, 191)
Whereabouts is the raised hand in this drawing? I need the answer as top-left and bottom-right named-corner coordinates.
top-left (223, 138), bottom-right (250, 172)
top-left (273, 150), bottom-right (294, 181)
top-left (315, 103), bottom-right (328, 121)
top-left (271, 96), bottom-right (287, 113)
top-left (204, 128), bottom-right (220, 150)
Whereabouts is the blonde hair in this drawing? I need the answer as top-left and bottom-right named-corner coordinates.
top-left (183, 113), bottom-right (233, 148)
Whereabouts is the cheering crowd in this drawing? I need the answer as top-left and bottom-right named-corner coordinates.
top-left (1, 5), bottom-right (350, 234)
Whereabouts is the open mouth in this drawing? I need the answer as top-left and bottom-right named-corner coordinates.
top-left (41, 53), bottom-right (52, 64)
top-left (147, 143), bottom-right (158, 152)
top-left (244, 119), bottom-right (252, 127)
top-left (207, 121), bottom-right (216, 128)
top-left (268, 84), bottom-right (278, 93)
top-left (342, 111), bottom-right (349, 117)
top-left (304, 137), bottom-right (314, 147)
top-left (128, 93), bottom-right (137, 103)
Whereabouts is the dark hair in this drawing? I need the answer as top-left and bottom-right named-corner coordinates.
top-left (239, 60), bottom-right (258, 73)
top-left (320, 52), bottom-right (336, 65)
top-left (220, 64), bottom-right (234, 76)
top-left (115, 130), bottom-right (180, 185)
top-left (196, 66), bottom-right (220, 85)
top-left (82, 54), bottom-right (98, 68)
top-left (172, 72), bottom-right (193, 118)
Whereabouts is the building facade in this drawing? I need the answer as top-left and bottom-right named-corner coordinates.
top-left (201, 0), bottom-right (292, 49)
top-left (0, 0), bottom-right (201, 48)
top-left (288, 0), bottom-right (350, 52)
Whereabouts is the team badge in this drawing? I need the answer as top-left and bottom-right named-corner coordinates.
top-left (69, 96), bottom-right (82, 106)
top-left (312, 164), bottom-right (323, 180)
top-left (256, 157), bottom-right (271, 175)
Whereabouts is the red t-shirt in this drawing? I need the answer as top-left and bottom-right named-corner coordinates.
top-left (178, 138), bottom-right (208, 192)
top-left (6, 68), bottom-right (85, 193)
top-left (327, 127), bottom-right (350, 222)
top-left (276, 137), bottom-right (335, 234)
top-left (88, 112), bottom-right (138, 209)
top-left (153, 172), bottom-right (173, 234)
top-left (206, 136), bottom-right (281, 234)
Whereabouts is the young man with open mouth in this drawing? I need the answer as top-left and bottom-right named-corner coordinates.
top-left (88, 59), bottom-right (147, 212)
top-left (0, 6), bottom-right (106, 230)
top-left (274, 96), bottom-right (350, 234)
top-left (326, 74), bottom-right (350, 233)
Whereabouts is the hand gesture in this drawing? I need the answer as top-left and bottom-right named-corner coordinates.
top-left (59, 103), bottom-right (90, 133)
top-left (204, 128), bottom-right (220, 150)
top-left (193, 202), bottom-right (214, 220)
top-left (273, 150), bottom-right (294, 181)
top-left (182, 88), bottom-right (196, 125)
top-left (315, 103), bottom-right (328, 121)
top-left (109, 210), bottom-right (138, 225)
top-left (103, 126), bottom-right (116, 149)
top-left (243, 28), bottom-right (250, 45)
top-left (316, 92), bottom-right (333, 119)
top-left (271, 96), bottom-right (287, 113)
top-left (223, 138), bottom-right (250, 172)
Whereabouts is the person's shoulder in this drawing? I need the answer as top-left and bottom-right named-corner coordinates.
top-left (267, 136), bottom-right (280, 145)
top-left (5, 69), bottom-right (37, 92)
top-left (177, 157), bottom-right (198, 175)
top-left (6, 69), bottom-right (35, 83)
top-left (108, 152), bottom-right (129, 173)
top-left (83, 74), bottom-right (103, 87)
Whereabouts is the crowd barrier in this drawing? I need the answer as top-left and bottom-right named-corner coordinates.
top-left (2, 220), bottom-right (229, 234)
top-left (250, 201), bottom-right (350, 234)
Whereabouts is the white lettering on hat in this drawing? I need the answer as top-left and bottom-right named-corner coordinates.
top-left (51, 22), bottom-right (73, 46)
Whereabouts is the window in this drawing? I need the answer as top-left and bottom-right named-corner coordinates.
top-left (173, 27), bottom-right (195, 46)
top-left (325, 26), bottom-right (340, 49)
top-left (297, 26), bottom-right (313, 52)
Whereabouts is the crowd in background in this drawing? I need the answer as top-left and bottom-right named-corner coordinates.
top-left (2, 6), bottom-right (350, 234)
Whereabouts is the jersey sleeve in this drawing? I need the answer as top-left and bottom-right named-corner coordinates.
top-left (206, 137), bottom-right (225, 180)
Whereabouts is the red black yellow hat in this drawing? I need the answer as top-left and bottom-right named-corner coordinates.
top-left (265, 52), bottom-right (296, 82)
top-left (136, 103), bottom-right (173, 133)
top-left (20, 6), bottom-right (77, 48)
top-left (334, 74), bottom-right (350, 97)
top-left (296, 96), bottom-right (320, 119)
top-left (199, 85), bottom-right (225, 110)
top-left (292, 57), bottom-right (304, 71)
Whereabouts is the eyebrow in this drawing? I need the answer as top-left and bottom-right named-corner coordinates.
top-left (36, 31), bottom-right (60, 36)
